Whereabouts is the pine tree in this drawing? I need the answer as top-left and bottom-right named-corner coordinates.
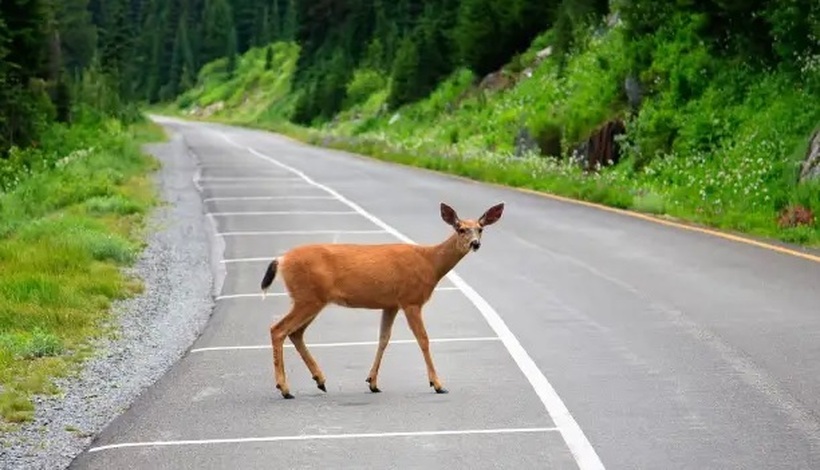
top-left (201, 0), bottom-right (236, 64)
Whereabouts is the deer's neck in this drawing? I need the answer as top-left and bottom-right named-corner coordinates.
top-left (424, 233), bottom-right (468, 281)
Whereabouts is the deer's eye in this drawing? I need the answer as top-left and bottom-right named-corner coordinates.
top-left (457, 227), bottom-right (467, 234)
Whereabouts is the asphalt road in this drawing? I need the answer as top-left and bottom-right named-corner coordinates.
top-left (69, 116), bottom-right (820, 469)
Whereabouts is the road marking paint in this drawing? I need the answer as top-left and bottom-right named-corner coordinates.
top-left (196, 177), bottom-right (305, 182)
top-left (204, 196), bottom-right (337, 202)
top-left (208, 210), bottom-right (358, 216)
top-left (219, 132), bottom-right (606, 470)
top-left (87, 427), bottom-right (558, 453)
top-left (189, 336), bottom-right (501, 353)
top-left (216, 229), bottom-right (388, 236)
top-left (215, 286), bottom-right (460, 301)
top-left (221, 256), bottom-right (279, 263)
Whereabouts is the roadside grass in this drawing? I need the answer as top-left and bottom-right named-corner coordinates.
top-left (166, 23), bottom-right (820, 248)
top-left (0, 117), bottom-right (165, 425)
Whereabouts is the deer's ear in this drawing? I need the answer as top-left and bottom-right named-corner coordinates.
top-left (479, 202), bottom-right (505, 226)
top-left (440, 202), bottom-right (459, 227)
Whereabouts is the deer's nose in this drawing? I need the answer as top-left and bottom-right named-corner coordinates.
top-left (470, 240), bottom-right (481, 251)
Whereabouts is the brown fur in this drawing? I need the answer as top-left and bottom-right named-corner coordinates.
top-left (262, 202), bottom-right (505, 398)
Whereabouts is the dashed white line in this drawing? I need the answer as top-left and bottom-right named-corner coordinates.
top-left (219, 132), bottom-right (606, 470)
top-left (189, 336), bottom-right (501, 353)
top-left (87, 427), bottom-right (559, 453)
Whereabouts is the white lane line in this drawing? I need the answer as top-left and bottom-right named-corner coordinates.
top-left (216, 229), bottom-right (387, 236)
top-left (196, 177), bottom-right (304, 182)
top-left (215, 286), bottom-right (460, 301)
top-left (208, 210), bottom-right (358, 216)
top-left (219, 132), bottom-right (605, 470)
top-left (204, 196), bottom-right (336, 202)
top-left (221, 256), bottom-right (280, 263)
top-left (87, 427), bottom-right (558, 453)
top-left (190, 336), bottom-right (501, 353)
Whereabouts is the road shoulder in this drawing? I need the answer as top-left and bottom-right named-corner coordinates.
top-left (0, 128), bottom-right (216, 470)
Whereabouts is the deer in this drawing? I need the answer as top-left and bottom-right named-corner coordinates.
top-left (258, 201), bottom-right (505, 399)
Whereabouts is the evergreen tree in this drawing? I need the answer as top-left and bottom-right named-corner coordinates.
top-left (201, 0), bottom-right (235, 64)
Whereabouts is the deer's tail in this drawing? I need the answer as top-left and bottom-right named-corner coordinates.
top-left (260, 258), bottom-right (279, 293)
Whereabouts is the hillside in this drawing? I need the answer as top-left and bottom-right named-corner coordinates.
top-left (167, 2), bottom-right (820, 247)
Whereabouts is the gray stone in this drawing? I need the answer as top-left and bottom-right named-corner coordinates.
top-left (799, 128), bottom-right (820, 183)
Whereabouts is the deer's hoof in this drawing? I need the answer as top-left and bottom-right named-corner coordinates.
top-left (366, 377), bottom-right (381, 393)
top-left (282, 392), bottom-right (295, 399)
top-left (313, 376), bottom-right (327, 392)
top-left (434, 387), bottom-right (449, 394)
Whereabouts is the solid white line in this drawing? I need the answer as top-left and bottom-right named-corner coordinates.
top-left (220, 257), bottom-right (278, 263)
top-left (219, 133), bottom-right (605, 470)
top-left (196, 177), bottom-right (304, 182)
top-left (216, 229), bottom-right (387, 236)
top-left (214, 286), bottom-right (460, 301)
top-left (87, 427), bottom-right (558, 453)
top-left (189, 336), bottom-right (501, 353)
top-left (208, 210), bottom-right (358, 216)
top-left (216, 292), bottom-right (287, 300)
top-left (204, 196), bottom-right (336, 202)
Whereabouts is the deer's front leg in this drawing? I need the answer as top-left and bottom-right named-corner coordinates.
top-left (403, 305), bottom-right (447, 394)
top-left (366, 307), bottom-right (399, 393)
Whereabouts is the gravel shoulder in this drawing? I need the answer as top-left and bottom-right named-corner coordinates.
top-left (0, 127), bottom-right (217, 470)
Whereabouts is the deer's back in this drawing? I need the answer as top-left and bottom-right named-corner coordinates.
top-left (279, 243), bottom-right (437, 308)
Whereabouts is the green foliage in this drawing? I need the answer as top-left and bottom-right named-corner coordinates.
top-left (345, 68), bottom-right (387, 108)
top-left (0, 115), bottom-right (160, 423)
top-left (175, 41), bottom-right (300, 121)
top-left (454, 0), bottom-right (558, 76)
top-left (160, 0), bottom-right (820, 246)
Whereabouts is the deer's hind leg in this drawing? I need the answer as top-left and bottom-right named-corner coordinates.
top-left (288, 314), bottom-right (326, 392)
top-left (365, 306), bottom-right (399, 393)
top-left (270, 299), bottom-right (325, 399)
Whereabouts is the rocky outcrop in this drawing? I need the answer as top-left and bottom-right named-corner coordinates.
top-left (799, 128), bottom-right (820, 183)
top-left (513, 127), bottom-right (540, 157)
top-left (624, 75), bottom-right (643, 111)
top-left (478, 71), bottom-right (516, 92)
top-left (571, 119), bottom-right (627, 172)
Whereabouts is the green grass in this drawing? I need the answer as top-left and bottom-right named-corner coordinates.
top-left (0, 117), bottom-right (165, 425)
top-left (167, 21), bottom-right (820, 248)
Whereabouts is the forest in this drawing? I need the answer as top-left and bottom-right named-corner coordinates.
top-left (0, 0), bottom-right (818, 425)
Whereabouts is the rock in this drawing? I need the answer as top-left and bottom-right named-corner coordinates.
top-left (478, 71), bottom-right (515, 92)
top-left (513, 127), bottom-right (540, 158)
top-left (536, 46), bottom-right (553, 60)
top-left (799, 128), bottom-right (820, 183)
top-left (606, 12), bottom-right (621, 28)
top-left (573, 119), bottom-right (627, 172)
top-left (624, 75), bottom-right (643, 111)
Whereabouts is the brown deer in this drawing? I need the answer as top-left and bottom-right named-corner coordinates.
top-left (259, 202), bottom-right (505, 399)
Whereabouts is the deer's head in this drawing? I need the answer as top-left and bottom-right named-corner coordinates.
top-left (440, 202), bottom-right (505, 253)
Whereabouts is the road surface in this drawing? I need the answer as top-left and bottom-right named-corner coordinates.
top-left (69, 117), bottom-right (820, 469)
